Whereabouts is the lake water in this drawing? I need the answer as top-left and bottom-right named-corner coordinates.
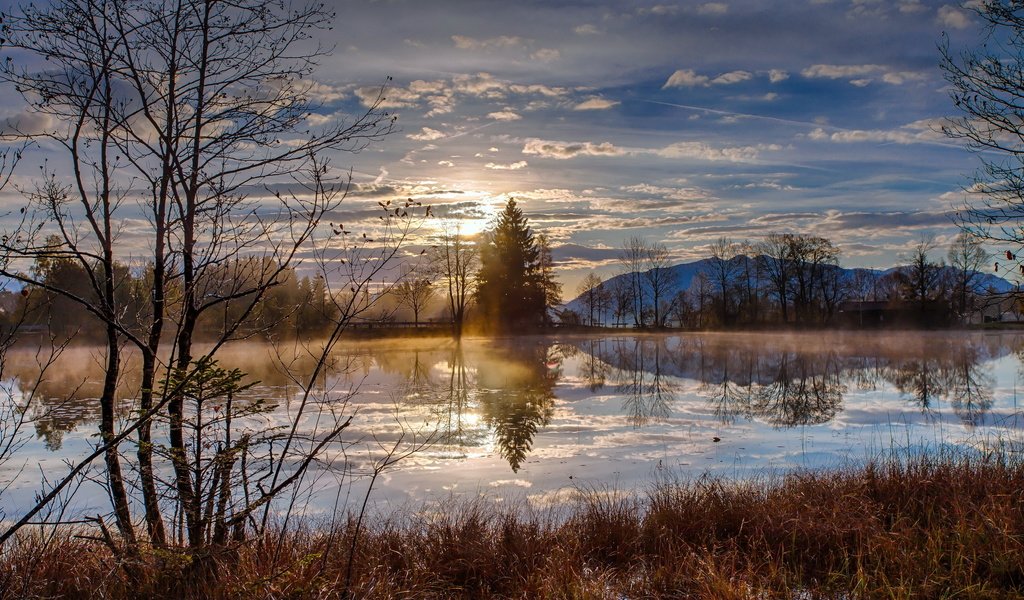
top-left (2, 330), bottom-right (1024, 520)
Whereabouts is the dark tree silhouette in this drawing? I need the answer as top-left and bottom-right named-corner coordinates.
top-left (475, 199), bottom-right (555, 328)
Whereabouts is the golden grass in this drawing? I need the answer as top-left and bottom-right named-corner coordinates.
top-left (3, 453), bottom-right (1023, 598)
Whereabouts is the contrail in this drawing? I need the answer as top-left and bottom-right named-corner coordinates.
top-left (641, 99), bottom-right (830, 130)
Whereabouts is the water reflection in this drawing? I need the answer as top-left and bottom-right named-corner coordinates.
top-left (746, 352), bottom-right (844, 427)
top-left (609, 339), bottom-right (675, 427)
top-left (569, 332), bottom-right (1016, 431)
top-left (475, 342), bottom-right (557, 472)
top-left (2, 332), bottom-right (1022, 477)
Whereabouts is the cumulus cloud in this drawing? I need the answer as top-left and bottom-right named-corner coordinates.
top-left (354, 72), bottom-right (571, 118)
top-left (522, 139), bottom-right (625, 159)
top-left (485, 160), bottom-right (528, 170)
top-left (806, 119), bottom-right (945, 145)
top-left (452, 34), bottom-right (523, 50)
top-left (663, 69), bottom-right (709, 88)
top-left (407, 127), bottom-right (446, 141)
top-left (768, 69), bottom-right (789, 83)
top-left (0, 111), bottom-right (54, 136)
top-left (639, 4), bottom-right (680, 16)
top-left (881, 71), bottom-right (926, 85)
top-left (487, 109), bottom-right (522, 121)
top-left (801, 63), bottom-right (924, 86)
top-left (521, 137), bottom-right (779, 163)
top-left (655, 141), bottom-right (780, 162)
top-left (697, 2), bottom-right (728, 15)
top-left (664, 69), bottom-right (751, 88)
top-left (802, 64), bottom-right (886, 79)
top-left (531, 48), bottom-right (561, 62)
top-left (302, 81), bottom-right (347, 104)
top-left (938, 5), bottom-right (971, 29)
top-left (711, 70), bottom-right (752, 85)
top-left (573, 97), bottom-right (620, 110)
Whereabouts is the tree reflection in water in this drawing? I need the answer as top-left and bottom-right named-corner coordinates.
top-left (569, 333), bottom-right (1012, 430)
top-left (612, 338), bottom-right (675, 427)
top-left (746, 352), bottom-right (844, 427)
top-left (476, 342), bottom-right (558, 472)
top-left (2, 333), bottom-right (1016, 477)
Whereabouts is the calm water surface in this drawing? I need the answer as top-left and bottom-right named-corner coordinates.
top-left (3, 330), bottom-right (1023, 518)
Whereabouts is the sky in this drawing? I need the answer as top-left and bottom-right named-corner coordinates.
top-left (0, 0), bottom-right (1001, 293)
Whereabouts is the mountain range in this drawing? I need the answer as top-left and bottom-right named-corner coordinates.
top-left (562, 256), bottom-right (1016, 322)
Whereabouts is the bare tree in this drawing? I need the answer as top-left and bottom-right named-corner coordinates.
top-left (432, 223), bottom-right (478, 337)
top-left (576, 272), bottom-right (605, 327)
top-left (903, 238), bottom-right (946, 322)
top-left (394, 277), bottom-right (436, 327)
top-left (705, 237), bottom-right (740, 327)
top-left (949, 232), bottom-right (991, 322)
top-left (942, 2), bottom-right (1024, 252)
top-left (758, 233), bottom-right (794, 324)
top-left (0, 0), bottom-right (413, 554)
top-left (619, 237), bottom-right (649, 327)
top-left (643, 242), bottom-right (677, 328)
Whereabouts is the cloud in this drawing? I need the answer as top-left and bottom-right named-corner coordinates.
top-left (354, 84), bottom-right (420, 108)
top-left (881, 71), bottom-right (927, 85)
top-left (552, 244), bottom-right (622, 262)
top-left (663, 69), bottom-right (709, 88)
top-left (407, 127), bottom-right (446, 141)
top-left (531, 48), bottom-right (561, 62)
top-left (487, 109), bottom-right (522, 121)
top-left (619, 183), bottom-right (713, 202)
top-left (806, 119), bottom-right (945, 145)
top-left (938, 5), bottom-right (971, 29)
top-left (522, 139), bottom-right (625, 159)
top-left (655, 141), bottom-right (780, 162)
top-left (0, 111), bottom-right (54, 136)
top-left (451, 35), bottom-right (523, 50)
top-left (573, 97), bottom-right (620, 110)
top-left (302, 81), bottom-right (347, 104)
top-left (801, 63), bottom-right (924, 86)
top-left (438, 160), bottom-right (454, 167)
top-left (354, 73), bottom-right (571, 118)
top-left (574, 24), bottom-right (600, 35)
top-left (801, 64), bottom-right (886, 79)
top-left (710, 70), bottom-right (752, 85)
top-left (521, 137), bottom-right (779, 163)
top-left (697, 2), bottom-right (728, 15)
top-left (819, 210), bottom-right (952, 231)
top-left (898, 1), bottom-right (927, 13)
top-left (638, 4), bottom-right (681, 16)
top-left (485, 160), bottom-right (528, 170)
top-left (768, 69), bottom-right (789, 83)
top-left (664, 69), bottom-right (752, 88)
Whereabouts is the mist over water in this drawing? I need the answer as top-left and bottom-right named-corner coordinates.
top-left (3, 330), bottom-right (1023, 517)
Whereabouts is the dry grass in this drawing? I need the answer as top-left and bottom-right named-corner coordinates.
top-left (3, 453), bottom-right (1024, 598)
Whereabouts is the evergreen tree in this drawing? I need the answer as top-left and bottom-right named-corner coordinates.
top-left (476, 199), bottom-right (556, 328)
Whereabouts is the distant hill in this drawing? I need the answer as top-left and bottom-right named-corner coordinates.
top-left (562, 256), bottom-right (1015, 324)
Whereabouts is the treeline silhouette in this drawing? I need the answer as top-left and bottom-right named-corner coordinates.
top-left (569, 233), bottom-right (1003, 329)
top-left (0, 239), bottom-right (337, 341)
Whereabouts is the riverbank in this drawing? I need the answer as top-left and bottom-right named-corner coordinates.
top-left (3, 452), bottom-right (1022, 599)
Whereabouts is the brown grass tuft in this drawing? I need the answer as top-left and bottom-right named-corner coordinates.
top-left (3, 453), bottom-right (1024, 598)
